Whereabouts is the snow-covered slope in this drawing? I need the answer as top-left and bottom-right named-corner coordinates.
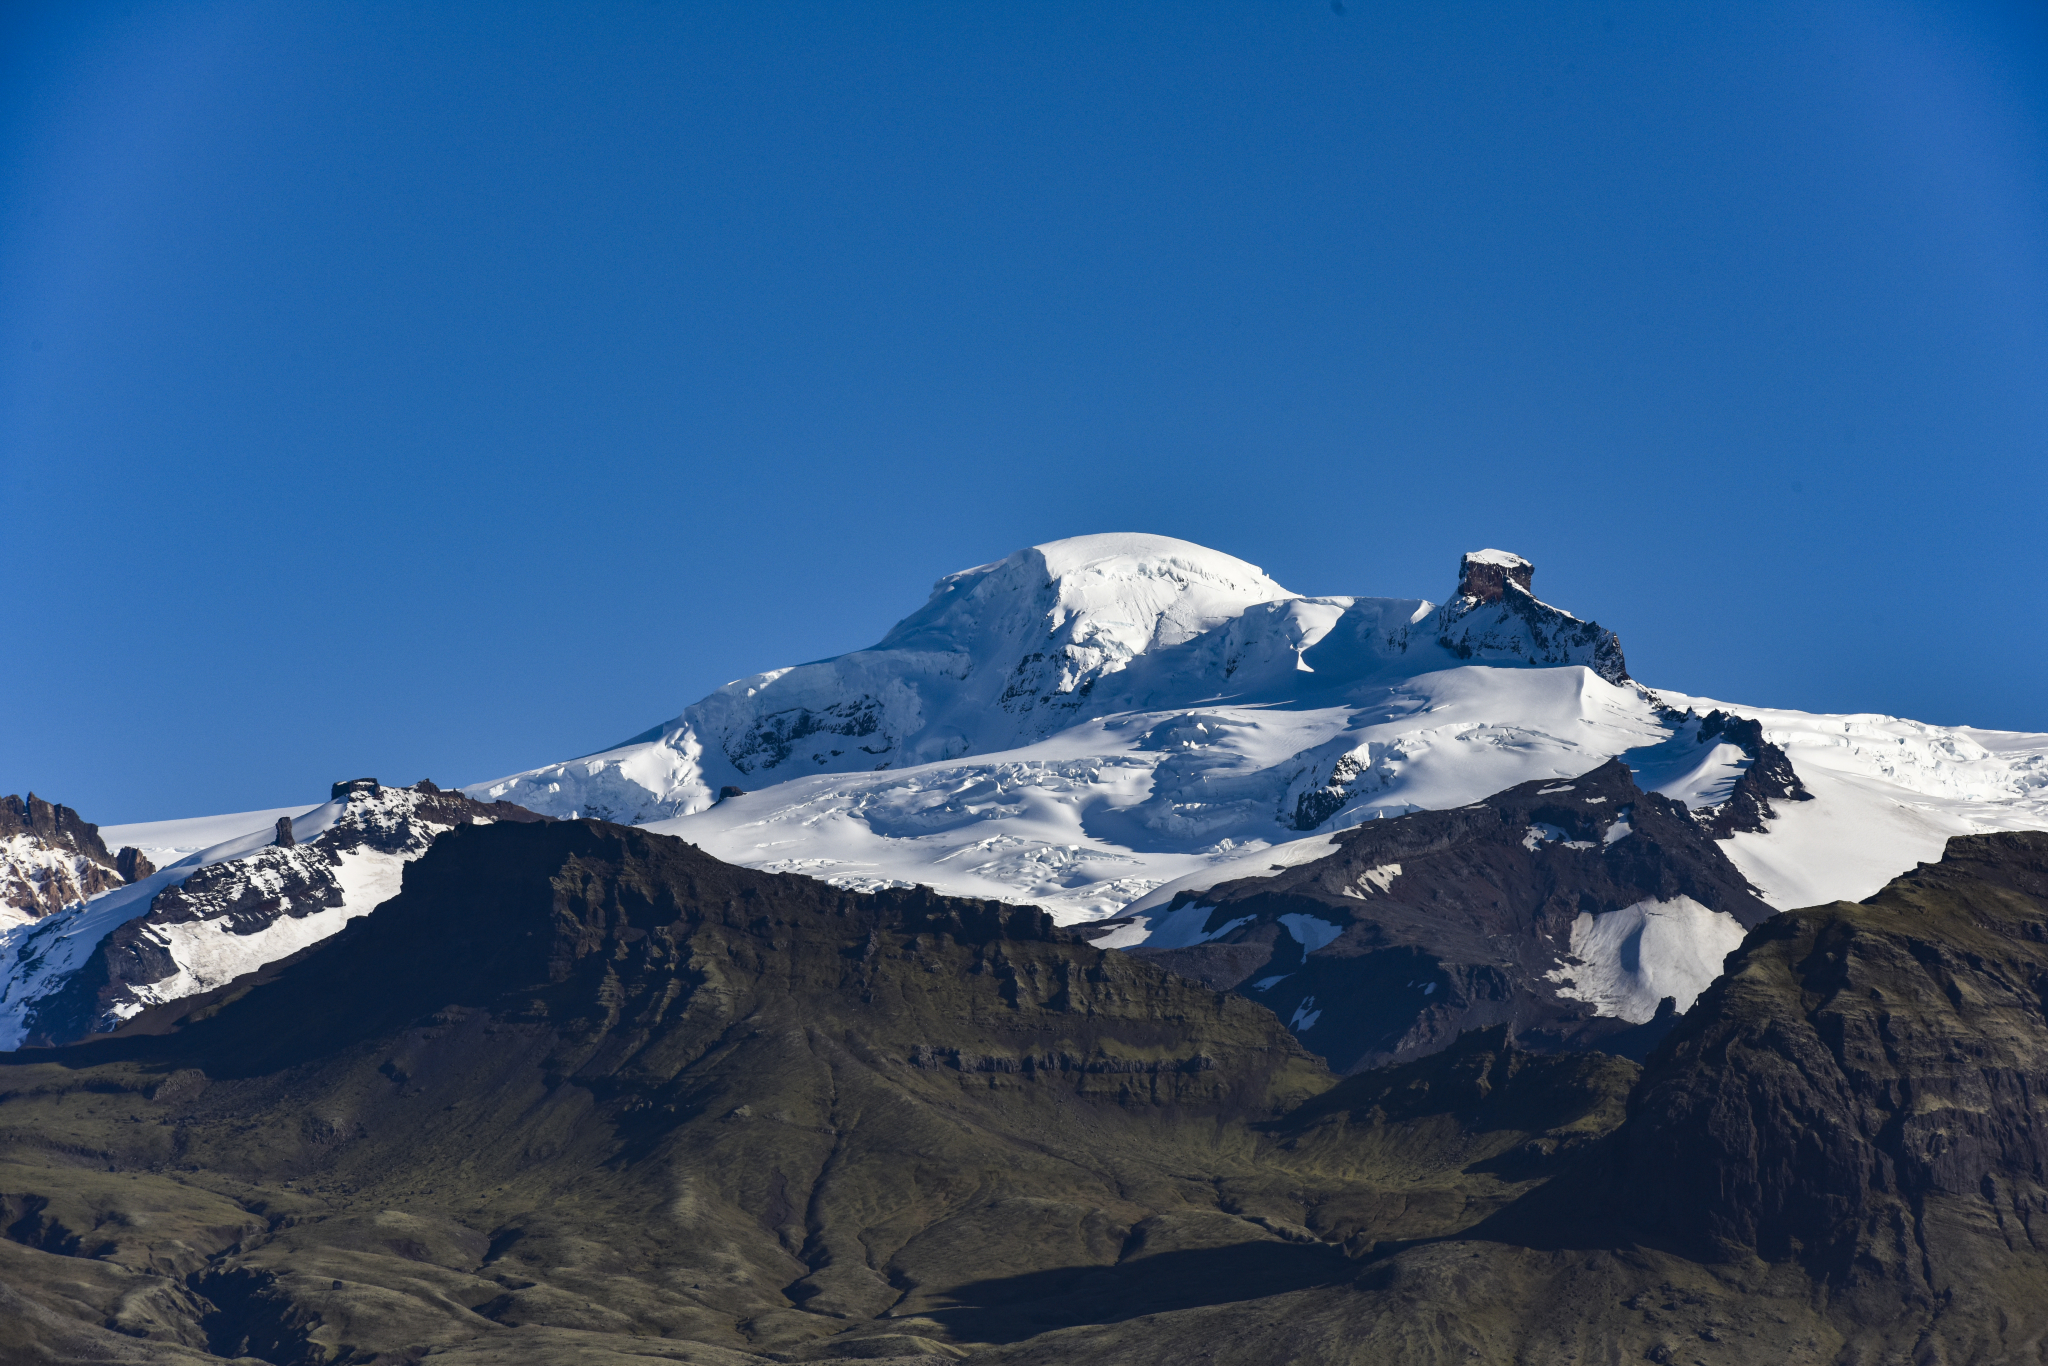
top-left (98, 805), bottom-right (313, 878)
top-left (469, 534), bottom-right (2048, 931)
top-left (17, 535), bottom-right (2039, 1054)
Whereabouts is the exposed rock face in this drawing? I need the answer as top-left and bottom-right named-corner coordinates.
top-left (0, 794), bottom-right (124, 920)
top-left (11, 780), bottom-right (552, 1047)
top-left (5, 822), bottom-right (2047, 1361)
top-left (114, 847), bottom-right (154, 882)
top-left (1691, 708), bottom-right (1812, 837)
top-left (1455, 549), bottom-right (1535, 603)
top-left (1130, 759), bottom-right (1771, 1071)
top-left (0, 794), bottom-right (114, 862)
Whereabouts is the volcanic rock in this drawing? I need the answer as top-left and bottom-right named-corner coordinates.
top-left (1691, 708), bottom-right (1812, 837)
top-left (0, 818), bottom-right (1629, 1363)
top-left (4, 823), bottom-right (2046, 1361)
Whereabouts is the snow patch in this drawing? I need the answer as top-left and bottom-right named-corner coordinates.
top-left (1352, 862), bottom-right (1401, 895)
top-left (1278, 914), bottom-right (1344, 952)
top-left (1544, 895), bottom-right (1746, 1024)
top-left (1139, 905), bottom-right (1254, 950)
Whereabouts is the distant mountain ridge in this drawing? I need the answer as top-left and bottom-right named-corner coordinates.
top-left (457, 534), bottom-right (2047, 928)
top-left (6, 534), bottom-right (2047, 1055)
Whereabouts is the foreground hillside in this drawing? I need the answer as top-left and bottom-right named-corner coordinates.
top-left (2, 820), bottom-right (2047, 1363)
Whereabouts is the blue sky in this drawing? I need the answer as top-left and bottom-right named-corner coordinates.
top-left (4, 1), bottom-right (2045, 822)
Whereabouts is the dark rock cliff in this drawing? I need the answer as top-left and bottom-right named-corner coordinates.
top-left (0, 793), bottom-right (113, 864)
top-left (1432, 552), bottom-right (1631, 685)
top-left (1690, 708), bottom-right (1813, 837)
top-left (1614, 830), bottom-right (2048, 1308)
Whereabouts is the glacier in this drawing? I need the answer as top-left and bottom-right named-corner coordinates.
top-left (465, 533), bottom-right (2048, 929)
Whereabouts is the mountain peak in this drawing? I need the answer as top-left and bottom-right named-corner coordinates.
top-left (878, 532), bottom-right (1291, 660)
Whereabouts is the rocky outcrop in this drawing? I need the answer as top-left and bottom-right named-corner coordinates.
top-left (114, 847), bottom-right (154, 882)
top-left (0, 794), bottom-right (124, 920)
top-left (1131, 760), bottom-right (1770, 1071)
top-left (1455, 549), bottom-right (1535, 603)
top-left (1691, 709), bottom-right (1812, 837)
top-left (1432, 551), bottom-right (1630, 684)
top-left (1614, 830), bottom-right (2048, 1297)
top-left (0, 794), bottom-right (113, 861)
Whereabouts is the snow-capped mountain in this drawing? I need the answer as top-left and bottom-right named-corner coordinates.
top-left (469, 536), bottom-right (1626, 826)
top-left (0, 780), bottom-right (547, 1048)
top-left (8, 533), bottom-right (2046, 1054)
top-left (468, 534), bottom-right (2048, 926)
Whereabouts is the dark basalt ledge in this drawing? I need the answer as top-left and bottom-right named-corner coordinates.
top-left (15, 780), bottom-right (554, 1049)
top-left (87, 818), bottom-right (1317, 1100)
top-left (1131, 758), bottom-right (1771, 1072)
top-left (1455, 550), bottom-right (1535, 603)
